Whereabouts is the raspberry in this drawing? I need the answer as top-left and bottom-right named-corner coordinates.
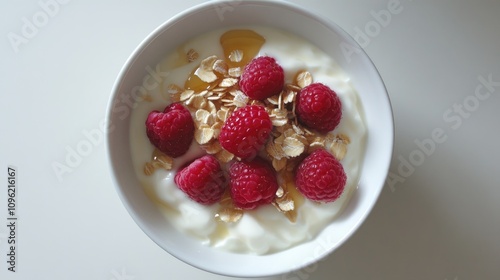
top-left (296, 83), bottom-right (342, 133)
top-left (239, 56), bottom-right (285, 100)
top-left (145, 103), bottom-right (195, 158)
top-left (229, 158), bottom-right (279, 210)
top-left (295, 149), bottom-right (346, 203)
top-left (174, 155), bottom-right (226, 205)
top-left (219, 105), bottom-right (272, 159)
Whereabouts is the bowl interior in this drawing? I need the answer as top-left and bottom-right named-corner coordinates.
top-left (106, 0), bottom-right (393, 277)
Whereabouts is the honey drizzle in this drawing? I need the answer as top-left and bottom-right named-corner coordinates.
top-left (184, 29), bottom-right (265, 91)
top-left (220, 29), bottom-right (265, 68)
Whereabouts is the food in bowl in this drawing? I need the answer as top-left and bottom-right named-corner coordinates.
top-left (107, 1), bottom-right (393, 277)
top-left (128, 25), bottom-right (367, 255)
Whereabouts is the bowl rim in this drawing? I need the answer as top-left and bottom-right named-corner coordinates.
top-left (105, 0), bottom-right (394, 277)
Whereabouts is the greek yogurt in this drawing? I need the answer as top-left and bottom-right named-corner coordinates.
top-left (129, 26), bottom-right (367, 255)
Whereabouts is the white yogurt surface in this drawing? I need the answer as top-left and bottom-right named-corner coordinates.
top-left (129, 26), bottom-right (367, 255)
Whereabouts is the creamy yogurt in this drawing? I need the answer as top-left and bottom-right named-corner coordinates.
top-left (129, 26), bottom-right (367, 255)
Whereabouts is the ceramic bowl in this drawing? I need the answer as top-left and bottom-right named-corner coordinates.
top-left (106, 0), bottom-right (393, 277)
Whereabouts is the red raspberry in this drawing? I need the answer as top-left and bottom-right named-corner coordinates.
top-left (219, 105), bottom-right (272, 159)
top-left (174, 155), bottom-right (226, 205)
top-left (295, 149), bottom-right (346, 203)
top-left (145, 103), bottom-right (194, 158)
top-left (239, 56), bottom-right (285, 100)
top-left (296, 83), bottom-right (342, 133)
top-left (229, 158), bottom-right (279, 210)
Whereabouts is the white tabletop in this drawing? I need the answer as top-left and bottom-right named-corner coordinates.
top-left (1, 0), bottom-right (499, 279)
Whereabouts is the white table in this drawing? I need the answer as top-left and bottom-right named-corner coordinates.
top-left (1, 0), bottom-right (499, 279)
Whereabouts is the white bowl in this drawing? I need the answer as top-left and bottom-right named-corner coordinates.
top-left (106, 0), bottom-right (393, 277)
